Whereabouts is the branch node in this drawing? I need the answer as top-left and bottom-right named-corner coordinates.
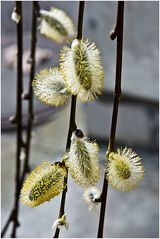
top-left (9, 115), bottom-right (17, 124)
top-left (27, 56), bottom-right (33, 64)
top-left (21, 141), bottom-right (27, 148)
top-left (26, 165), bottom-right (31, 173)
top-left (110, 29), bottom-right (117, 40)
top-left (94, 197), bottom-right (102, 203)
top-left (21, 92), bottom-right (30, 100)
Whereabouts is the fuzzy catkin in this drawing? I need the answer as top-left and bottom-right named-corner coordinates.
top-left (60, 38), bottom-right (104, 102)
top-left (106, 147), bottom-right (144, 192)
top-left (21, 162), bottom-right (67, 207)
top-left (32, 68), bottom-right (70, 106)
top-left (39, 8), bottom-right (75, 43)
top-left (65, 132), bottom-right (100, 187)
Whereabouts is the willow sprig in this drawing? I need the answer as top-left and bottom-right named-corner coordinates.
top-left (53, 2), bottom-right (85, 237)
top-left (97, 2), bottom-right (125, 238)
top-left (1, 2), bottom-right (23, 238)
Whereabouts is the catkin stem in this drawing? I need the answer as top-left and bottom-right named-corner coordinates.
top-left (53, 2), bottom-right (85, 238)
top-left (97, 2), bottom-right (124, 238)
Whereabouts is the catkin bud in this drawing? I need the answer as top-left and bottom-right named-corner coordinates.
top-left (11, 8), bottom-right (21, 23)
top-left (82, 186), bottom-right (101, 211)
top-left (52, 214), bottom-right (68, 230)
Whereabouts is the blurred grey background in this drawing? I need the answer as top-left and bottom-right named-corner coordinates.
top-left (1, 1), bottom-right (159, 238)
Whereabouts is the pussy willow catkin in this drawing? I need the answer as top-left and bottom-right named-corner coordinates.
top-left (65, 130), bottom-right (100, 187)
top-left (32, 68), bottom-right (70, 106)
top-left (39, 8), bottom-right (75, 43)
top-left (106, 147), bottom-right (144, 192)
top-left (60, 39), bottom-right (104, 102)
top-left (21, 162), bottom-right (67, 207)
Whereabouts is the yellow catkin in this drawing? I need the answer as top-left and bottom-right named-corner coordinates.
top-left (60, 38), bottom-right (104, 102)
top-left (65, 133), bottom-right (100, 187)
top-left (106, 147), bottom-right (144, 192)
top-left (21, 162), bottom-right (67, 207)
top-left (32, 68), bottom-right (70, 106)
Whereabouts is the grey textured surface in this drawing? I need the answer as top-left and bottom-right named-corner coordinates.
top-left (1, 1), bottom-right (159, 238)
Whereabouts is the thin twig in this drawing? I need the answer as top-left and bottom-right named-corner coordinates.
top-left (97, 2), bottom-right (124, 238)
top-left (20, 1), bottom-right (39, 185)
top-left (1, 2), bottom-right (40, 237)
top-left (1, 210), bottom-right (14, 238)
top-left (10, 1), bottom-right (23, 237)
top-left (53, 1), bottom-right (85, 238)
top-left (53, 97), bottom-right (77, 239)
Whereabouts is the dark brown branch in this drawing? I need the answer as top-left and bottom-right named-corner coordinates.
top-left (34, 1), bottom-right (40, 16)
top-left (1, 210), bottom-right (14, 237)
top-left (99, 90), bottom-right (159, 109)
top-left (97, 2), bottom-right (124, 238)
top-left (10, 2), bottom-right (23, 238)
top-left (20, 1), bottom-right (38, 185)
top-left (10, 2), bottom-right (23, 237)
top-left (1, 2), bottom-right (39, 237)
top-left (76, 1), bottom-right (85, 40)
top-left (53, 2), bottom-right (85, 238)
top-left (53, 97), bottom-right (77, 239)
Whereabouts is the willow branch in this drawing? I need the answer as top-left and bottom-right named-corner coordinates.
top-left (1, 2), bottom-right (40, 237)
top-left (97, 2), bottom-right (124, 238)
top-left (10, 1), bottom-right (23, 238)
top-left (53, 1), bottom-right (85, 238)
top-left (20, 1), bottom-right (39, 185)
top-left (1, 211), bottom-right (14, 238)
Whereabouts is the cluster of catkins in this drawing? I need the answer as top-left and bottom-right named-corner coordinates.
top-left (20, 6), bottom-right (144, 230)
